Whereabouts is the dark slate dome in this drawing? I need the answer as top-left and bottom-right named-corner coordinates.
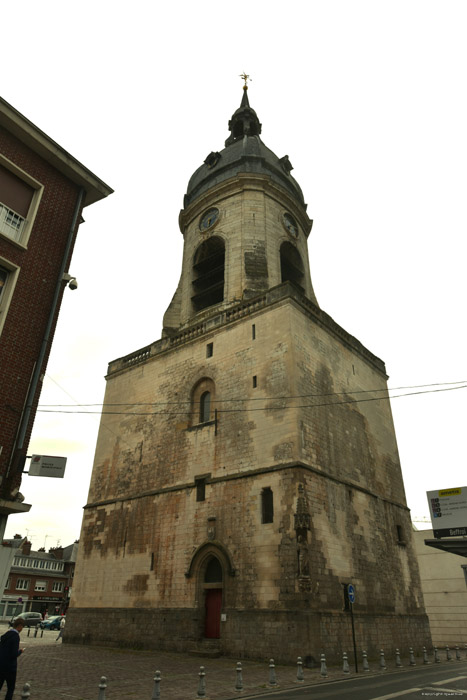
top-left (184, 89), bottom-right (306, 209)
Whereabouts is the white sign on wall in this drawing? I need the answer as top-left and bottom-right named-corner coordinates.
top-left (427, 486), bottom-right (467, 538)
top-left (28, 455), bottom-right (67, 478)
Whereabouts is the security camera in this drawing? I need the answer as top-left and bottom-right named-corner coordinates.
top-left (62, 273), bottom-right (78, 290)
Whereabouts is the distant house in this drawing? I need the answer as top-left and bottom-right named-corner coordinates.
top-left (1, 534), bottom-right (79, 619)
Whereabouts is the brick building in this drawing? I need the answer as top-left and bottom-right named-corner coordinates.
top-left (0, 97), bottom-right (112, 587)
top-left (69, 87), bottom-right (431, 662)
top-left (1, 535), bottom-right (78, 619)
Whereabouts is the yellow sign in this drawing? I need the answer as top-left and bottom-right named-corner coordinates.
top-left (439, 488), bottom-right (462, 497)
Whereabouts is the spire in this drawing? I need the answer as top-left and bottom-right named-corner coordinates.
top-left (225, 75), bottom-right (262, 147)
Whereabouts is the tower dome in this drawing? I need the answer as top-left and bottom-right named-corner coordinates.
top-left (184, 88), bottom-right (306, 209)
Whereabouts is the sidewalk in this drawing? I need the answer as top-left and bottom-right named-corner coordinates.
top-left (4, 623), bottom-right (459, 699)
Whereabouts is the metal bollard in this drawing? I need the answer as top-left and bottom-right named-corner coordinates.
top-left (395, 648), bottom-right (403, 667)
top-left (268, 659), bottom-right (277, 686)
top-left (98, 676), bottom-right (107, 700)
top-left (21, 683), bottom-right (31, 700)
top-left (296, 656), bottom-right (304, 682)
top-left (362, 650), bottom-right (370, 672)
top-left (197, 666), bottom-right (206, 698)
top-left (423, 646), bottom-right (429, 664)
top-left (151, 670), bottom-right (161, 699)
top-left (27, 628), bottom-right (30, 637)
top-left (434, 646), bottom-right (440, 663)
top-left (446, 646), bottom-right (452, 661)
top-left (320, 653), bottom-right (328, 678)
top-left (343, 652), bottom-right (350, 674)
top-left (235, 662), bottom-right (243, 691)
top-left (34, 625), bottom-right (38, 638)
top-left (409, 647), bottom-right (416, 666)
top-left (456, 645), bottom-right (461, 661)
top-left (379, 649), bottom-right (387, 670)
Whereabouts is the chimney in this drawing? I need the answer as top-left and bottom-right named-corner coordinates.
top-left (49, 546), bottom-right (63, 560)
top-left (13, 534), bottom-right (22, 539)
top-left (22, 541), bottom-right (32, 555)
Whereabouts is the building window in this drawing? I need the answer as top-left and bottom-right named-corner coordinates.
top-left (206, 342), bottom-right (213, 358)
top-left (192, 236), bottom-right (225, 312)
top-left (252, 375), bottom-right (257, 388)
top-left (280, 241), bottom-right (305, 292)
top-left (204, 557), bottom-right (223, 583)
top-left (16, 579), bottom-right (29, 590)
top-left (52, 581), bottom-right (64, 593)
top-left (199, 391), bottom-right (211, 423)
top-left (5, 578), bottom-right (10, 589)
top-left (252, 324), bottom-right (256, 340)
top-left (196, 478), bottom-right (206, 502)
top-left (34, 580), bottom-right (48, 592)
top-left (261, 487), bottom-right (274, 524)
top-left (0, 159), bottom-right (42, 246)
top-left (396, 524), bottom-right (406, 545)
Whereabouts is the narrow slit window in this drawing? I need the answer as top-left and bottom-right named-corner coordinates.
top-left (196, 478), bottom-right (206, 502)
top-left (206, 342), bottom-right (213, 358)
top-left (252, 324), bottom-right (256, 340)
top-left (261, 487), bottom-right (274, 524)
top-left (253, 375), bottom-right (257, 388)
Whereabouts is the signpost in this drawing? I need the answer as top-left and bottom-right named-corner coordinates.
top-left (427, 486), bottom-right (467, 538)
top-left (346, 583), bottom-right (358, 673)
top-left (27, 455), bottom-right (67, 479)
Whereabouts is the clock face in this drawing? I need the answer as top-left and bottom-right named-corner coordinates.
top-left (200, 208), bottom-right (219, 232)
top-left (283, 213), bottom-right (299, 237)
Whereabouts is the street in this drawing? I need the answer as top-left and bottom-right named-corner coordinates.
top-left (4, 624), bottom-right (466, 699)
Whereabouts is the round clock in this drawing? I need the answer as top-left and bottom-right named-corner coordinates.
top-left (283, 213), bottom-right (299, 237)
top-left (199, 208), bottom-right (219, 232)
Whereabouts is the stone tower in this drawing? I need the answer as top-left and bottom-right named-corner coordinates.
top-left (69, 86), bottom-right (430, 661)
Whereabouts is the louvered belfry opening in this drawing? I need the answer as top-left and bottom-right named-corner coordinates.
top-left (280, 241), bottom-right (305, 292)
top-left (192, 236), bottom-right (225, 312)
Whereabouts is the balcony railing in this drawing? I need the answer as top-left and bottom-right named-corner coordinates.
top-left (0, 202), bottom-right (26, 242)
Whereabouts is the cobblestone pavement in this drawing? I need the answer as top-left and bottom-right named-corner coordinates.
top-left (3, 623), bottom-right (462, 700)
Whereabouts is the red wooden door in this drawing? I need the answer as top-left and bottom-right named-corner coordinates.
top-left (204, 589), bottom-right (222, 638)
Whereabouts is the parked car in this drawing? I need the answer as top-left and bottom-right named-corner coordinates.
top-left (11, 612), bottom-right (43, 628)
top-left (40, 615), bottom-right (64, 630)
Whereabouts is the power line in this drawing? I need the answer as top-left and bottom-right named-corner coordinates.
top-left (34, 383), bottom-right (467, 416)
top-left (34, 379), bottom-right (467, 409)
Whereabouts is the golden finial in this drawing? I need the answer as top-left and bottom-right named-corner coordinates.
top-left (239, 72), bottom-right (251, 90)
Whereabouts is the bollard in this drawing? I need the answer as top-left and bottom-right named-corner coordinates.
top-left (362, 650), bottom-right (370, 672)
top-left (456, 645), bottom-right (461, 661)
top-left (98, 676), bottom-right (107, 700)
top-left (343, 652), bottom-right (350, 674)
top-left (320, 653), bottom-right (328, 678)
top-left (409, 647), bottom-right (416, 666)
top-left (20, 683), bottom-right (31, 700)
top-left (395, 649), bottom-right (403, 667)
top-left (41, 629), bottom-right (44, 638)
top-left (197, 666), bottom-right (206, 698)
top-left (446, 646), bottom-right (452, 661)
top-left (151, 670), bottom-right (161, 700)
top-left (34, 625), bottom-right (38, 638)
top-left (379, 649), bottom-right (387, 670)
top-left (268, 659), bottom-right (277, 687)
top-left (434, 646), bottom-right (440, 663)
top-left (27, 628), bottom-right (30, 637)
top-left (235, 662), bottom-right (243, 691)
top-left (296, 657), bottom-right (304, 682)
top-left (423, 646), bottom-right (429, 664)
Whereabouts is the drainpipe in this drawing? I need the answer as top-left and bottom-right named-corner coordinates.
top-left (6, 187), bottom-right (86, 482)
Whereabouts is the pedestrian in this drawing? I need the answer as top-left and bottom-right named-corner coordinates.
top-left (0, 617), bottom-right (25, 700)
top-left (56, 615), bottom-right (66, 641)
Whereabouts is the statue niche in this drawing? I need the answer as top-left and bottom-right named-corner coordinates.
top-left (294, 484), bottom-right (312, 593)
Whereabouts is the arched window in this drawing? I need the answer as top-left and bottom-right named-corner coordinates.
top-left (280, 241), bottom-right (304, 292)
top-left (204, 556), bottom-right (223, 583)
top-left (192, 237), bottom-right (225, 312)
top-left (191, 378), bottom-right (215, 426)
top-left (199, 391), bottom-right (211, 423)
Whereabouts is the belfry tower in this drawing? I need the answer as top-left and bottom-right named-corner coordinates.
top-left (69, 84), bottom-right (430, 661)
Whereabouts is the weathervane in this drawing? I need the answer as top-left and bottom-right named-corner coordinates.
top-left (239, 72), bottom-right (251, 90)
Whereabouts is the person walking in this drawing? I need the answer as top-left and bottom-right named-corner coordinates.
top-left (56, 615), bottom-right (65, 641)
top-left (0, 617), bottom-right (25, 700)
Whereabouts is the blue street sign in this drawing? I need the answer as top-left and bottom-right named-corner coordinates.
top-left (348, 584), bottom-right (355, 604)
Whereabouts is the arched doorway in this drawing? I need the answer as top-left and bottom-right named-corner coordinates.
top-left (203, 556), bottom-right (223, 639)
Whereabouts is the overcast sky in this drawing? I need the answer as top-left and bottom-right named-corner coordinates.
top-left (3, 0), bottom-right (466, 549)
